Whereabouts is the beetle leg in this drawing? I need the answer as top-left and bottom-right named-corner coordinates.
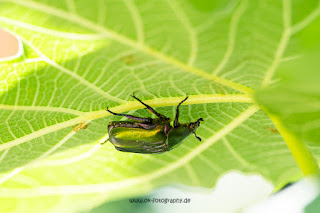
top-left (106, 108), bottom-right (152, 123)
top-left (137, 122), bottom-right (159, 129)
top-left (131, 94), bottom-right (168, 120)
top-left (193, 132), bottom-right (202, 141)
top-left (174, 96), bottom-right (188, 127)
top-left (101, 138), bottom-right (109, 145)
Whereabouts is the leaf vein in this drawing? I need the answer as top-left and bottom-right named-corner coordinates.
top-left (20, 37), bottom-right (126, 104)
top-left (222, 137), bottom-right (255, 169)
top-left (0, 94), bottom-right (253, 152)
top-left (290, 1), bottom-right (320, 35)
top-left (5, 0), bottom-right (253, 94)
top-left (0, 105), bottom-right (260, 196)
top-left (212, 0), bottom-right (248, 75)
top-left (262, 0), bottom-right (291, 87)
top-left (0, 121), bottom-right (91, 185)
top-left (122, 0), bottom-right (145, 43)
top-left (0, 17), bottom-right (105, 40)
top-left (165, 0), bottom-right (198, 66)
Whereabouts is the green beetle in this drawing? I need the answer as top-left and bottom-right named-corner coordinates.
top-left (105, 95), bottom-right (203, 154)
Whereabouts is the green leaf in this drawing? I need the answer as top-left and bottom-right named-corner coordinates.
top-left (255, 11), bottom-right (320, 175)
top-left (255, 55), bottom-right (320, 147)
top-left (0, 0), bottom-right (319, 212)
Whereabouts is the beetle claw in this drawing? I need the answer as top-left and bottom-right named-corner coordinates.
top-left (194, 132), bottom-right (202, 141)
top-left (131, 92), bottom-right (136, 99)
top-left (101, 138), bottom-right (109, 145)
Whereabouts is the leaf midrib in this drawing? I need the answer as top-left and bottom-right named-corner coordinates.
top-left (0, 94), bottom-right (253, 152)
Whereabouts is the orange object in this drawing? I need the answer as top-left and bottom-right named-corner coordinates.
top-left (0, 28), bottom-right (21, 59)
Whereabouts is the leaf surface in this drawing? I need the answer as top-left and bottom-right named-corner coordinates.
top-left (0, 0), bottom-right (319, 212)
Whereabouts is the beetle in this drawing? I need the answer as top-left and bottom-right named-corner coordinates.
top-left (104, 94), bottom-right (203, 154)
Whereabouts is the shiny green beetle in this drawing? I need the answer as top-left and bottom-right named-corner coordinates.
top-left (105, 95), bottom-right (203, 154)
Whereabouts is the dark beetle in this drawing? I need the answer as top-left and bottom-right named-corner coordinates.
top-left (104, 95), bottom-right (203, 154)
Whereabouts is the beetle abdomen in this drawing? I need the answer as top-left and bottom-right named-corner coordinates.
top-left (108, 126), bottom-right (168, 154)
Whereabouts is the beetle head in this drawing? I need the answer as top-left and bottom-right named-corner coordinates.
top-left (189, 118), bottom-right (204, 141)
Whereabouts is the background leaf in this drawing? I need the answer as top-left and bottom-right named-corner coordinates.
top-left (0, 0), bottom-right (319, 212)
top-left (255, 12), bottom-right (320, 161)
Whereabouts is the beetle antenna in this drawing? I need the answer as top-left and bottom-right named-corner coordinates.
top-left (194, 132), bottom-right (202, 141)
